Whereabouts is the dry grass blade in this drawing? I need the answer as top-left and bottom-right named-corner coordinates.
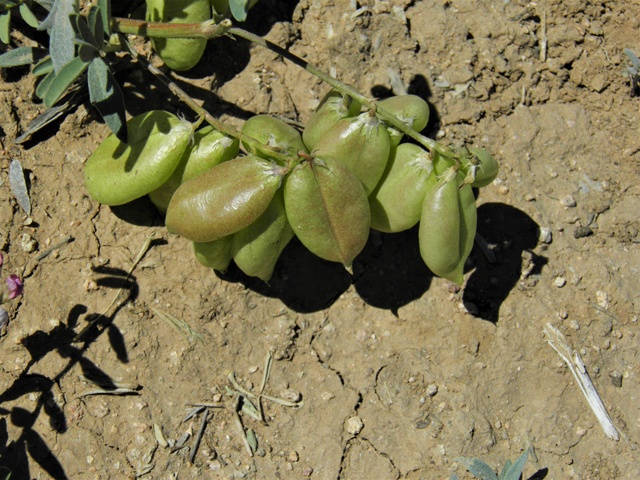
top-left (259, 349), bottom-right (274, 395)
top-left (35, 234), bottom-right (73, 261)
top-left (152, 307), bottom-right (204, 345)
top-left (74, 387), bottom-right (140, 398)
top-left (544, 323), bottom-right (619, 441)
top-left (261, 394), bottom-right (304, 408)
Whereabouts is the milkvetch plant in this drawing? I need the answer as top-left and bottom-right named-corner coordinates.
top-left (0, 0), bottom-right (500, 285)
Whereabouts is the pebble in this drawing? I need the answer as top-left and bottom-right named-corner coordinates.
top-left (287, 451), bottom-right (299, 463)
top-left (569, 320), bottom-right (580, 330)
top-left (596, 291), bottom-right (609, 309)
top-left (20, 233), bottom-right (37, 253)
top-left (554, 277), bottom-right (567, 288)
top-left (83, 279), bottom-right (98, 291)
top-left (524, 193), bottom-right (536, 201)
top-left (346, 416), bottom-right (364, 435)
top-left (609, 370), bottom-right (623, 388)
top-left (573, 226), bottom-right (593, 238)
top-left (539, 227), bottom-right (553, 244)
top-left (302, 467), bottom-right (314, 477)
top-left (498, 185), bottom-right (509, 195)
top-left (248, 365), bottom-right (259, 374)
top-left (321, 392), bottom-right (335, 401)
top-left (426, 384), bottom-right (438, 397)
top-left (561, 194), bottom-right (577, 207)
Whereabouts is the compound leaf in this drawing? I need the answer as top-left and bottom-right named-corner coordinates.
top-left (455, 457), bottom-right (498, 480)
top-left (624, 48), bottom-right (640, 73)
top-left (33, 56), bottom-right (53, 76)
top-left (43, 55), bottom-right (88, 107)
top-left (88, 56), bottom-right (126, 142)
top-left (98, 0), bottom-right (110, 36)
top-left (39, 0), bottom-right (79, 73)
top-left (0, 46), bottom-right (47, 67)
top-left (0, 11), bottom-right (10, 44)
top-left (19, 2), bottom-right (40, 28)
top-left (229, 0), bottom-right (250, 21)
top-left (503, 451), bottom-right (529, 480)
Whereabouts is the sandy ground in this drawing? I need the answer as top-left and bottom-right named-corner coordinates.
top-left (1, 0), bottom-right (639, 479)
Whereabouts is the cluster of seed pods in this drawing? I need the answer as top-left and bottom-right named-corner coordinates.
top-left (84, 92), bottom-right (498, 285)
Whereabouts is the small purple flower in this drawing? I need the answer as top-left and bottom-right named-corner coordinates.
top-left (6, 275), bottom-right (23, 300)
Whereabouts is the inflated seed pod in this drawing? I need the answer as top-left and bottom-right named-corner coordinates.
top-left (284, 155), bottom-right (370, 269)
top-left (165, 155), bottom-right (286, 242)
top-left (232, 189), bottom-right (294, 282)
top-left (149, 126), bottom-right (240, 214)
top-left (193, 235), bottom-right (234, 271)
top-left (369, 143), bottom-right (434, 233)
top-left (418, 165), bottom-right (477, 285)
top-left (377, 95), bottom-right (430, 148)
top-left (460, 147), bottom-right (499, 188)
top-left (84, 110), bottom-right (191, 206)
top-left (313, 112), bottom-right (391, 195)
top-left (146, 0), bottom-right (211, 71)
top-left (302, 88), bottom-right (362, 150)
top-left (241, 115), bottom-right (308, 159)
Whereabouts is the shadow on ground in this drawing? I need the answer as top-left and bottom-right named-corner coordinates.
top-left (464, 202), bottom-right (547, 323)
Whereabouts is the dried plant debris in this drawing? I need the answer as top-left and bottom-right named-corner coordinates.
top-left (9, 159), bottom-right (31, 215)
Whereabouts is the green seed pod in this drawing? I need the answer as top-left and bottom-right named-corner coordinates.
top-left (165, 155), bottom-right (286, 242)
top-left (418, 165), bottom-right (477, 285)
top-left (313, 113), bottom-right (391, 195)
top-left (377, 95), bottom-right (430, 148)
top-left (284, 155), bottom-right (370, 269)
top-left (232, 189), bottom-right (294, 282)
top-left (369, 143), bottom-right (434, 233)
top-left (241, 115), bottom-right (308, 159)
top-left (149, 126), bottom-right (240, 214)
top-left (193, 235), bottom-right (234, 271)
top-left (460, 147), bottom-right (499, 188)
top-left (303, 89), bottom-right (362, 150)
top-left (146, 0), bottom-right (211, 71)
top-left (84, 110), bottom-right (191, 206)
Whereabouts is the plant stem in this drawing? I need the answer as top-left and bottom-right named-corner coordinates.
top-left (111, 18), bottom-right (448, 157)
top-left (111, 18), bottom-right (233, 39)
top-left (116, 34), bottom-right (291, 166)
top-left (227, 27), bottom-right (443, 155)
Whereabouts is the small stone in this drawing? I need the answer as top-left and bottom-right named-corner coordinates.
top-left (212, 393), bottom-right (223, 402)
top-left (86, 455), bottom-right (94, 464)
top-left (524, 193), bottom-right (536, 202)
top-left (20, 233), bottom-right (37, 253)
top-left (426, 384), bottom-right (438, 397)
top-left (498, 185), bottom-right (509, 195)
top-left (287, 451), bottom-right (299, 463)
top-left (83, 279), bottom-right (98, 291)
top-left (346, 416), bottom-right (364, 435)
top-left (569, 320), bottom-right (580, 330)
top-left (558, 311), bottom-right (568, 320)
top-left (321, 392), bottom-right (335, 401)
top-left (596, 291), bottom-right (609, 309)
top-left (573, 226), bottom-right (593, 238)
top-left (282, 390), bottom-right (301, 402)
top-left (248, 365), bottom-right (258, 374)
top-left (561, 194), bottom-right (577, 207)
top-left (575, 426), bottom-right (587, 437)
top-left (612, 330), bottom-right (622, 339)
top-left (609, 370), bottom-right (623, 388)
top-left (539, 227), bottom-right (553, 244)
top-left (255, 448), bottom-right (266, 457)
top-left (554, 277), bottom-right (567, 288)
top-left (23, 217), bottom-right (33, 226)
top-left (302, 467), bottom-right (314, 477)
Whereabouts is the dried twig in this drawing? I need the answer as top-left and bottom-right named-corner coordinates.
top-left (544, 323), bottom-right (619, 441)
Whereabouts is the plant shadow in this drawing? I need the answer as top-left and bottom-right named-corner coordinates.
top-left (0, 268), bottom-right (141, 480)
top-left (463, 202), bottom-right (547, 323)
